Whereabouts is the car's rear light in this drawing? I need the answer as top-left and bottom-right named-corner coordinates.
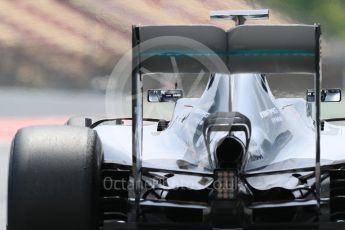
top-left (214, 169), bottom-right (238, 200)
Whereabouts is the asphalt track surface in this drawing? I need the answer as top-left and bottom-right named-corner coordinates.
top-left (0, 87), bottom-right (105, 230)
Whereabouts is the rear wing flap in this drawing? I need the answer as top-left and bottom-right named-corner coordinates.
top-left (135, 24), bottom-right (318, 74)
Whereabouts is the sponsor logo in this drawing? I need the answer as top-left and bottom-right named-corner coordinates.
top-left (248, 149), bottom-right (264, 162)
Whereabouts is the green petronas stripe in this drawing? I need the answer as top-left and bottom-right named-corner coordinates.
top-left (228, 50), bottom-right (314, 57)
top-left (140, 50), bottom-right (315, 57)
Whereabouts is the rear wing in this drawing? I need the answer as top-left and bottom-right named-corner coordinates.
top-left (136, 25), bottom-right (318, 74)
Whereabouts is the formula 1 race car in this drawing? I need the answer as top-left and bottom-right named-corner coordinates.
top-left (7, 9), bottom-right (345, 230)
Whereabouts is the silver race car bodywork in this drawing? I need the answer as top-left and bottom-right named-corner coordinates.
top-left (97, 73), bottom-right (345, 191)
top-left (96, 10), bottom-right (331, 226)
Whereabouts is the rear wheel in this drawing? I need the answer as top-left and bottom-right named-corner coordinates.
top-left (7, 125), bottom-right (103, 230)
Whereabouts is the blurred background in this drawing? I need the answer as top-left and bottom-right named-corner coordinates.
top-left (1, 0), bottom-right (345, 228)
top-left (1, 0), bottom-right (345, 119)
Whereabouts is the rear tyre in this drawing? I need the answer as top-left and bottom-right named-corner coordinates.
top-left (7, 125), bottom-right (103, 230)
